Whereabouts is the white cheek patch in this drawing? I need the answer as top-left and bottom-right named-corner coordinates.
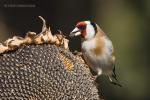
top-left (85, 24), bottom-right (95, 39)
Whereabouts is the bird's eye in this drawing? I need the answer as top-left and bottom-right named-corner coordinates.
top-left (78, 25), bottom-right (86, 30)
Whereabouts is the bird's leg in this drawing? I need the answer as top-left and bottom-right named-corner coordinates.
top-left (73, 50), bottom-right (82, 56)
top-left (90, 75), bottom-right (98, 81)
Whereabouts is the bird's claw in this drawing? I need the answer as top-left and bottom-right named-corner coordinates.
top-left (73, 50), bottom-right (82, 56)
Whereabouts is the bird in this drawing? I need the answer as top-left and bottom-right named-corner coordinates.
top-left (69, 21), bottom-right (122, 87)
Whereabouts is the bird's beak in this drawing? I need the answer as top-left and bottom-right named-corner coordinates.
top-left (69, 27), bottom-right (81, 37)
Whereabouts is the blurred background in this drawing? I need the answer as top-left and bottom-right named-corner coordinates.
top-left (0, 0), bottom-right (150, 99)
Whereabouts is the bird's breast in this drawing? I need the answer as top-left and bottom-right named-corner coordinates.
top-left (81, 37), bottom-right (105, 57)
top-left (81, 37), bottom-right (112, 69)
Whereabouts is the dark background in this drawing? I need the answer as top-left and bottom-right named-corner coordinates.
top-left (0, 0), bottom-right (150, 99)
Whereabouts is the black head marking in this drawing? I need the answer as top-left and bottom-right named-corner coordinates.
top-left (78, 25), bottom-right (86, 30)
top-left (90, 22), bottom-right (97, 33)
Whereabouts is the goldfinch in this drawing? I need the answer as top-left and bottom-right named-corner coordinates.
top-left (69, 21), bottom-right (122, 87)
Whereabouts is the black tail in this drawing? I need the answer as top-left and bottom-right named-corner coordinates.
top-left (108, 75), bottom-right (122, 87)
top-left (108, 66), bottom-right (122, 87)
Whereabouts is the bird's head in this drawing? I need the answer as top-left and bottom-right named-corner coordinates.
top-left (69, 21), bottom-right (98, 40)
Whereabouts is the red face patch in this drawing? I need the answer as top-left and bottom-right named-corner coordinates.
top-left (76, 22), bottom-right (86, 28)
top-left (76, 22), bottom-right (87, 38)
